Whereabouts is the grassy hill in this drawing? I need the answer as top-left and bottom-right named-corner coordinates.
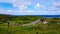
top-left (0, 14), bottom-right (60, 34)
top-left (0, 14), bottom-right (43, 24)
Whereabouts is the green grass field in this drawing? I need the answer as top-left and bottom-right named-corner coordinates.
top-left (0, 15), bottom-right (60, 34)
top-left (0, 23), bottom-right (60, 34)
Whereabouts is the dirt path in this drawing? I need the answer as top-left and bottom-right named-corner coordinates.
top-left (22, 19), bottom-right (41, 26)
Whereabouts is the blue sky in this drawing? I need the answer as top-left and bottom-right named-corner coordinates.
top-left (0, 0), bottom-right (60, 15)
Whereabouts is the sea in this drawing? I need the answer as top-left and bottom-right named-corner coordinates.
top-left (0, 14), bottom-right (60, 18)
top-left (34, 15), bottom-right (60, 18)
top-left (16, 15), bottom-right (60, 18)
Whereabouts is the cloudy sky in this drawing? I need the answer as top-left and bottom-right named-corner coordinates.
top-left (0, 0), bottom-right (60, 15)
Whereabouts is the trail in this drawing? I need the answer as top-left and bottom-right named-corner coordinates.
top-left (22, 19), bottom-right (41, 26)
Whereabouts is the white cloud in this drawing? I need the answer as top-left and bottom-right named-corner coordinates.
top-left (24, 10), bottom-right (34, 15)
top-left (19, 5), bottom-right (27, 11)
top-left (35, 3), bottom-right (40, 9)
top-left (49, 7), bottom-right (58, 11)
top-left (0, 8), bottom-right (12, 14)
top-left (0, 8), bottom-right (3, 13)
top-left (0, 0), bottom-right (44, 15)
top-left (43, 6), bottom-right (47, 10)
top-left (41, 5), bottom-right (48, 10)
top-left (36, 3), bottom-right (40, 7)
top-left (51, 11), bottom-right (57, 14)
top-left (13, 10), bottom-right (34, 15)
top-left (53, 2), bottom-right (60, 6)
top-left (13, 3), bottom-right (18, 8)
top-left (6, 10), bottom-right (12, 14)
top-left (0, 8), bottom-right (7, 14)
top-left (48, 2), bottom-right (60, 13)
top-left (0, 0), bottom-right (33, 11)
top-left (27, 2), bottom-right (32, 5)
top-left (42, 11), bottom-right (47, 14)
top-left (53, 2), bottom-right (60, 8)
top-left (0, 0), bottom-right (60, 15)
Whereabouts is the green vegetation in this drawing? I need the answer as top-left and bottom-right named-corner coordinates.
top-left (0, 23), bottom-right (60, 34)
top-left (0, 14), bottom-right (42, 24)
top-left (0, 14), bottom-right (60, 34)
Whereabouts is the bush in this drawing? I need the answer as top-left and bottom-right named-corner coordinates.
top-left (48, 19), bottom-right (58, 24)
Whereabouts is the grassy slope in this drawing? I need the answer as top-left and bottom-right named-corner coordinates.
top-left (0, 14), bottom-right (42, 24)
top-left (0, 23), bottom-right (60, 34)
top-left (0, 14), bottom-right (60, 34)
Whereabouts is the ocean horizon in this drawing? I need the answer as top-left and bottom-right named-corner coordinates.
top-left (0, 14), bottom-right (60, 18)
top-left (15, 15), bottom-right (60, 18)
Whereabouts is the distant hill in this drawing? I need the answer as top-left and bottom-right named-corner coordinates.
top-left (0, 14), bottom-right (41, 24)
top-left (0, 14), bottom-right (15, 23)
top-left (0, 14), bottom-right (60, 24)
top-left (0, 14), bottom-right (60, 18)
